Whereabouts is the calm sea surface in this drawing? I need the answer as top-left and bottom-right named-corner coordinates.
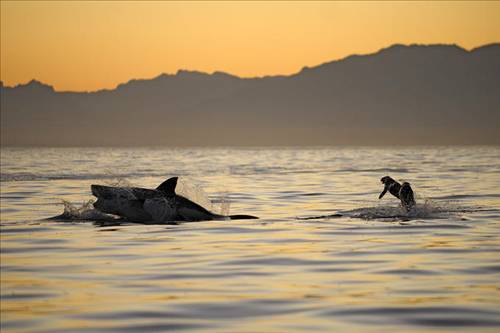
top-left (1, 147), bottom-right (500, 332)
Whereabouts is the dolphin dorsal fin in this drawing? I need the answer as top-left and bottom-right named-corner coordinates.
top-left (156, 177), bottom-right (178, 196)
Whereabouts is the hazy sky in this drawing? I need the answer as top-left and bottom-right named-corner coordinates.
top-left (1, 1), bottom-right (499, 91)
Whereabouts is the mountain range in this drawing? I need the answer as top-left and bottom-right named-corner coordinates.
top-left (1, 43), bottom-right (499, 146)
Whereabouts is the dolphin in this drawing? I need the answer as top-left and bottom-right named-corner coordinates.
top-left (91, 177), bottom-right (258, 223)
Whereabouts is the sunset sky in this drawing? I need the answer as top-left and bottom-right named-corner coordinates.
top-left (1, 1), bottom-right (500, 92)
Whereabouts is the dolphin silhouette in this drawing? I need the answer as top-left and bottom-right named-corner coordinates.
top-left (91, 177), bottom-right (258, 223)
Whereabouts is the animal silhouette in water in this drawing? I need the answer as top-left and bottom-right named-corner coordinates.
top-left (91, 177), bottom-right (258, 223)
top-left (379, 176), bottom-right (416, 212)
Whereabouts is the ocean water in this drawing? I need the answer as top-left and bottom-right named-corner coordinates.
top-left (1, 146), bottom-right (500, 333)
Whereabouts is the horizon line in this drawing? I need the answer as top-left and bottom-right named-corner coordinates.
top-left (2, 42), bottom-right (498, 93)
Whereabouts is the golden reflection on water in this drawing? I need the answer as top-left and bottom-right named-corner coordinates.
top-left (1, 147), bottom-right (500, 332)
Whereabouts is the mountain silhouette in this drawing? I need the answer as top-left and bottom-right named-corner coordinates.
top-left (1, 43), bottom-right (499, 146)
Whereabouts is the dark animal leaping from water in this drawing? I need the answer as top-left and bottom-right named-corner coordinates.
top-left (379, 176), bottom-right (416, 212)
top-left (399, 181), bottom-right (416, 212)
top-left (91, 177), bottom-right (258, 223)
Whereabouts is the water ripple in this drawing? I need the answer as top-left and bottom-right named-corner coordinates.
top-left (1, 147), bottom-right (500, 333)
top-left (323, 306), bottom-right (500, 327)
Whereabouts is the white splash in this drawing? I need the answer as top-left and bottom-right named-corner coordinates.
top-left (58, 200), bottom-right (117, 221)
top-left (176, 178), bottom-right (230, 215)
top-left (344, 197), bottom-right (468, 221)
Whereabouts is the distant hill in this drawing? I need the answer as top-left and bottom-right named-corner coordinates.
top-left (1, 43), bottom-right (499, 146)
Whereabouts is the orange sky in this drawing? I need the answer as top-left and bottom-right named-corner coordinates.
top-left (1, 1), bottom-right (499, 92)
